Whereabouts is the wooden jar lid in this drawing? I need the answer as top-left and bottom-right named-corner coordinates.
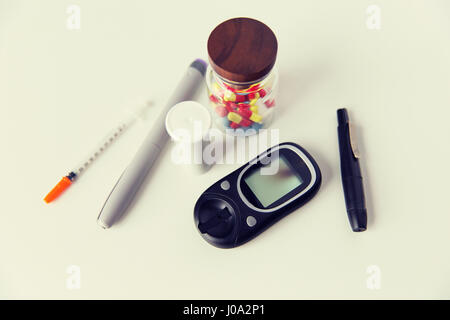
top-left (207, 17), bottom-right (278, 83)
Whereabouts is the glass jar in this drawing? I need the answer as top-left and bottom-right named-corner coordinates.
top-left (206, 17), bottom-right (278, 135)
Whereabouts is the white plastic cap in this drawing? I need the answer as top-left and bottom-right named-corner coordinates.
top-left (165, 101), bottom-right (211, 143)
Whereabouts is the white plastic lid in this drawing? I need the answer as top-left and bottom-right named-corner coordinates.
top-left (165, 101), bottom-right (211, 143)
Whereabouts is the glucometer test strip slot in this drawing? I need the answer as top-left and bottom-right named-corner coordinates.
top-left (337, 108), bottom-right (367, 232)
top-left (97, 59), bottom-right (207, 229)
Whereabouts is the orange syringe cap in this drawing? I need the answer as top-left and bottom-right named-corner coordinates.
top-left (44, 176), bottom-right (73, 203)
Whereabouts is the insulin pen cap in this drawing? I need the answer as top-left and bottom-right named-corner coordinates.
top-left (207, 17), bottom-right (278, 83)
top-left (190, 59), bottom-right (208, 76)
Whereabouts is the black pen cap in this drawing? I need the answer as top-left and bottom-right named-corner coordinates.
top-left (347, 208), bottom-right (367, 232)
top-left (337, 108), bottom-right (349, 125)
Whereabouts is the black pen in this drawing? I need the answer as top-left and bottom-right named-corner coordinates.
top-left (337, 108), bottom-right (367, 232)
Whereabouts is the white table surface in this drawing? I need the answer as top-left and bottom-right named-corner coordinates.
top-left (1, 0), bottom-right (450, 299)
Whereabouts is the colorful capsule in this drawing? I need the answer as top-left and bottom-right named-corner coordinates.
top-left (248, 92), bottom-right (260, 100)
top-left (228, 111), bottom-right (254, 127)
top-left (240, 118), bottom-right (252, 127)
top-left (230, 122), bottom-right (241, 129)
top-left (264, 99), bottom-right (275, 108)
top-left (227, 111), bottom-right (242, 123)
top-left (250, 105), bottom-right (258, 113)
top-left (224, 101), bottom-right (237, 112)
top-left (249, 98), bottom-right (258, 105)
top-left (224, 91), bottom-right (246, 102)
top-left (209, 94), bottom-right (220, 104)
top-left (258, 89), bottom-right (267, 98)
top-left (215, 105), bottom-right (228, 117)
top-left (237, 108), bottom-right (252, 118)
top-left (224, 91), bottom-right (236, 101)
top-left (249, 113), bottom-right (262, 123)
top-left (237, 103), bottom-right (249, 109)
top-left (234, 94), bottom-right (246, 103)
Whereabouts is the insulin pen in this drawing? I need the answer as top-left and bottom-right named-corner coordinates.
top-left (97, 59), bottom-right (207, 229)
top-left (337, 108), bottom-right (367, 232)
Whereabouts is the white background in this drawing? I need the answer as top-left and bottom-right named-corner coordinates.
top-left (1, 0), bottom-right (450, 299)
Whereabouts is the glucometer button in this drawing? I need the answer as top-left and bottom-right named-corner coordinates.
top-left (220, 180), bottom-right (230, 190)
top-left (246, 216), bottom-right (257, 227)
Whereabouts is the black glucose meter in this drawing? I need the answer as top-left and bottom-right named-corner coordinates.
top-left (194, 142), bottom-right (321, 248)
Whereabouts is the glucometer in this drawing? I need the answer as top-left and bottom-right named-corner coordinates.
top-left (194, 142), bottom-right (321, 248)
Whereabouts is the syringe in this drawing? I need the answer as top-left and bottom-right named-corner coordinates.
top-left (44, 101), bottom-right (151, 203)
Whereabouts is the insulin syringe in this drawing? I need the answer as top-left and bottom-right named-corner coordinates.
top-left (43, 102), bottom-right (150, 203)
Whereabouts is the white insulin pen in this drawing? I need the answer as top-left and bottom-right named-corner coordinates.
top-left (97, 59), bottom-right (207, 229)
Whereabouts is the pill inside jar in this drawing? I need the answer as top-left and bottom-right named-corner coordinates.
top-left (206, 17), bottom-right (278, 135)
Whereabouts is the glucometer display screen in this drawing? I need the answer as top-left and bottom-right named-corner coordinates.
top-left (244, 155), bottom-right (303, 207)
